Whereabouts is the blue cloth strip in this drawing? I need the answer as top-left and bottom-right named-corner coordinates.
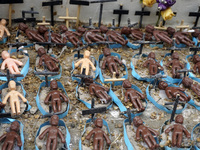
top-left (192, 123), bottom-right (200, 150)
top-left (0, 37), bottom-right (7, 44)
top-left (122, 35), bottom-right (140, 50)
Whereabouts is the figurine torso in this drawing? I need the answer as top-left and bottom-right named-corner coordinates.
top-left (50, 90), bottom-right (61, 101)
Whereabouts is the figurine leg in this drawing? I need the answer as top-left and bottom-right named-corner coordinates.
top-left (7, 143), bottom-right (14, 150)
top-left (108, 64), bottom-right (114, 75)
top-left (177, 133), bottom-right (183, 148)
top-left (10, 101), bottom-right (16, 115)
top-left (149, 65), bottom-right (157, 75)
top-left (46, 138), bottom-right (51, 150)
top-left (52, 139), bottom-right (57, 150)
top-left (149, 134), bottom-right (158, 149)
top-left (198, 66), bottom-right (200, 74)
top-left (57, 100), bottom-right (62, 112)
top-left (52, 101), bottom-right (58, 113)
top-left (179, 93), bottom-right (190, 102)
top-left (172, 132), bottom-right (177, 147)
top-left (101, 91), bottom-right (111, 102)
top-left (130, 99), bottom-right (140, 111)
top-left (144, 137), bottom-right (153, 150)
top-left (93, 139), bottom-right (98, 150)
top-left (16, 100), bottom-right (21, 115)
top-left (2, 142), bottom-right (8, 150)
top-left (46, 62), bottom-right (54, 71)
top-left (13, 65), bottom-right (20, 74)
top-left (136, 98), bottom-right (145, 112)
top-left (99, 139), bottom-right (104, 150)
top-left (8, 66), bottom-right (15, 74)
top-left (112, 64), bottom-right (119, 76)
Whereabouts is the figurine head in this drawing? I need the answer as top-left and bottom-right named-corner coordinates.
top-left (10, 121), bottom-right (20, 132)
top-left (84, 78), bottom-right (94, 86)
top-left (77, 26), bottom-right (86, 34)
top-left (50, 80), bottom-right (58, 90)
top-left (148, 52), bottom-right (156, 59)
top-left (158, 81), bottom-right (168, 90)
top-left (95, 118), bottom-right (103, 128)
top-left (100, 25), bottom-right (108, 33)
top-left (2, 51), bottom-right (10, 59)
top-left (0, 19), bottom-right (7, 26)
top-left (38, 47), bottom-right (46, 57)
top-left (18, 23), bottom-right (28, 31)
top-left (172, 52), bottom-right (179, 60)
top-left (192, 29), bottom-right (200, 38)
top-left (38, 25), bottom-right (48, 34)
top-left (193, 55), bottom-right (200, 64)
top-left (122, 80), bottom-right (132, 89)
top-left (145, 24), bottom-right (154, 33)
top-left (175, 114), bottom-right (184, 124)
top-left (59, 25), bottom-right (68, 33)
top-left (121, 27), bottom-right (131, 35)
top-left (84, 50), bottom-right (90, 59)
top-left (166, 27), bottom-right (175, 36)
top-left (50, 115), bottom-right (59, 126)
top-left (103, 48), bottom-right (111, 57)
top-left (8, 80), bottom-right (16, 91)
top-left (133, 116), bottom-right (143, 127)
top-left (182, 77), bottom-right (193, 88)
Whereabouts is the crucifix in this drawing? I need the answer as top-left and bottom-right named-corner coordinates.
top-left (189, 6), bottom-right (200, 28)
top-left (104, 72), bottom-right (126, 87)
top-left (42, 0), bottom-right (63, 26)
top-left (59, 8), bottom-right (77, 28)
top-left (135, 5), bottom-right (150, 28)
top-left (120, 108), bottom-right (137, 125)
top-left (0, 69), bottom-right (23, 82)
top-left (190, 42), bottom-right (200, 55)
top-left (0, 0), bottom-right (24, 27)
top-left (113, 4), bottom-right (129, 27)
top-left (176, 20), bottom-right (190, 32)
top-left (176, 68), bottom-right (193, 78)
top-left (156, 11), bottom-right (177, 26)
top-left (166, 38), bottom-right (181, 54)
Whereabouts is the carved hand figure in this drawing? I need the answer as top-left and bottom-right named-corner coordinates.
top-left (166, 52), bottom-right (184, 78)
top-left (193, 55), bottom-right (200, 74)
top-left (74, 50), bottom-right (96, 75)
top-left (0, 19), bottom-right (10, 40)
top-left (158, 81), bottom-right (191, 102)
top-left (133, 116), bottom-right (159, 150)
top-left (101, 48), bottom-right (123, 76)
top-left (182, 77), bottom-right (200, 97)
top-left (173, 32), bottom-right (194, 46)
top-left (1, 51), bottom-right (23, 74)
top-left (44, 80), bottom-right (69, 113)
top-left (165, 114), bottom-right (191, 148)
top-left (143, 52), bottom-right (164, 75)
top-left (2, 80), bottom-right (27, 115)
top-left (38, 47), bottom-right (59, 72)
top-left (85, 118), bottom-right (111, 150)
top-left (39, 115), bottom-right (66, 150)
top-left (122, 80), bottom-right (145, 112)
top-left (0, 121), bottom-right (22, 150)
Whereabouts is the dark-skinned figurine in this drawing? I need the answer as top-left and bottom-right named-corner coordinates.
top-left (101, 48), bottom-right (123, 76)
top-left (122, 80), bottom-right (145, 112)
top-left (84, 28), bottom-right (105, 45)
top-left (193, 55), bottom-right (200, 74)
top-left (0, 121), bottom-right (22, 150)
top-left (182, 77), bottom-right (200, 97)
top-left (38, 47), bottom-right (59, 72)
top-left (173, 32), bottom-right (194, 47)
top-left (158, 81), bottom-right (191, 102)
top-left (44, 80), bottom-right (69, 113)
top-left (165, 114), bottom-right (191, 148)
top-left (166, 52), bottom-right (184, 78)
top-left (100, 25), bottom-right (128, 46)
top-left (85, 118), bottom-right (111, 150)
top-left (143, 52), bottom-right (164, 75)
top-left (39, 115), bottom-right (66, 150)
top-left (133, 116), bottom-right (159, 150)
top-left (18, 23), bottom-right (46, 42)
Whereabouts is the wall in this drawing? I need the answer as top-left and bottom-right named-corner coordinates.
top-left (0, 0), bottom-right (199, 27)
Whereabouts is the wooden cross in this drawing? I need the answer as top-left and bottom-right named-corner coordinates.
top-left (154, 21), bottom-right (167, 30)
top-left (189, 6), bottom-right (200, 27)
top-left (113, 4), bottom-right (129, 27)
top-left (135, 5), bottom-right (150, 28)
top-left (104, 72), bottom-right (125, 87)
top-left (59, 8), bottom-right (77, 28)
top-left (37, 16), bottom-right (51, 26)
top-left (42, 0), bottom-right (63, 26)
top-left (176, 20), bottom-right (190, 32)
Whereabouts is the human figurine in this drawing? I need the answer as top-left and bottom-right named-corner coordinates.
top-left (182, 77), bottom-right (200, 97)
top-left (100, 25), bottom-right (128, 46)
top-left (133, 116), bottom-right (159, 150)
top-left (85, 118), bottom-right (111, 150)
top-left (39, 115), bottom-right (66, 150)
top-left (0, 19), bottom-right (10, 40)
top-left (166, 27), bottom-right (176, 36)
top-left (101, 48), bottom-right (123, 76)
top-left (44, 80), bottom-right (69, 113)
top-left (38, 47), bottom-right (59, 72)
top-left (74, 50), bottom-right (96, 75)
top-left (173, 31), bottom-right (194, 46)
top-left (84, 29), bottom-right (105, 44)
top-left (59, 25), bottom-right (83, 47)
top-left (1, 51), bottom-right (23, 74)
top-left (0, 121), bottom-right (22, 150)
top-left (158, 81), bottom-right (191, 102)
top-left (166, 52), bottom-right (184, 78)
top-left (193, 55), bottom-right (200, 74)
top-left (165, 114), bottom-right (191, 148)
top-left (2, 80), bottom-right (27, 115)
top-left (18, 23), bottom-right (46, 42)
top-left (143, 52), bottom-right (164, 75)
top-left (122, 80), bottom-right (145, 112)
top-left (145, 24), bottom-right (173, 44)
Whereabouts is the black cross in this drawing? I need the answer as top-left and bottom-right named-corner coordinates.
top-left (190, 44), bottom-right (200, 55)
top-left (176, 68), bottom-right (193, 77)
top-left (83, 18), bottom-right (97, 29)
top-left (82, 98), bottom-right (107, 121)
top-left (150, 74), bottom-right (167, 89)
top-left (113, 4), bottom-right (129, 27)
top-left (69, 0), bottom-right (89, 6)
top-left (42, 0), bottom-right (63, 26)
top-left (189, 6), bottom-right (200, 28)
top-left (7, 37), bottom-right (28, 52)
top-left (120, 108), bottom-right (137, 125)
top-left (127, 18), bottom-right (138, 28)
top-left (167, 38), bottom-right (181, 54)
top-left (135, 6), bottom-right (150, 28)
top-left (0, 0), bottom-right (23, 3)
top-left (156, 11), bottom-right (177, 26)
top-left (169, 95), bottom-right (180, 122)
top-left (0, 69), bottom-right (24, 82)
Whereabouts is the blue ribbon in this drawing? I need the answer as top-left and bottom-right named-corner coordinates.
top-left (0, 118), bottom-right (24, 150)
top-left (175, 43), bottom-right (187, 48)
top-left (71, 54), bottom-right (99, 82)
top-left (122, 35), bottom-right (140, 50)
top-left (35, 119), bottom-right (70, 150)
top-left (35, 81), bottom-right (69, 119)
top-left (0, 37), bottom-right (7, 44)
top-left (192, 123), bottom-right (200, 150)
top-left (150, 44), bottom-right (163, 48)
top-left (110, 84), bottom-right (148, 118)
top-left (79, 118), bottom-right (111, 150)
top-left (98, 52), bottom-right (128, 86)
top-left (193, 37), bottom-right (199, 46)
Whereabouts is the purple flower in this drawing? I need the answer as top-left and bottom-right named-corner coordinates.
top-left (157, 0), bottom-right (176, 11)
